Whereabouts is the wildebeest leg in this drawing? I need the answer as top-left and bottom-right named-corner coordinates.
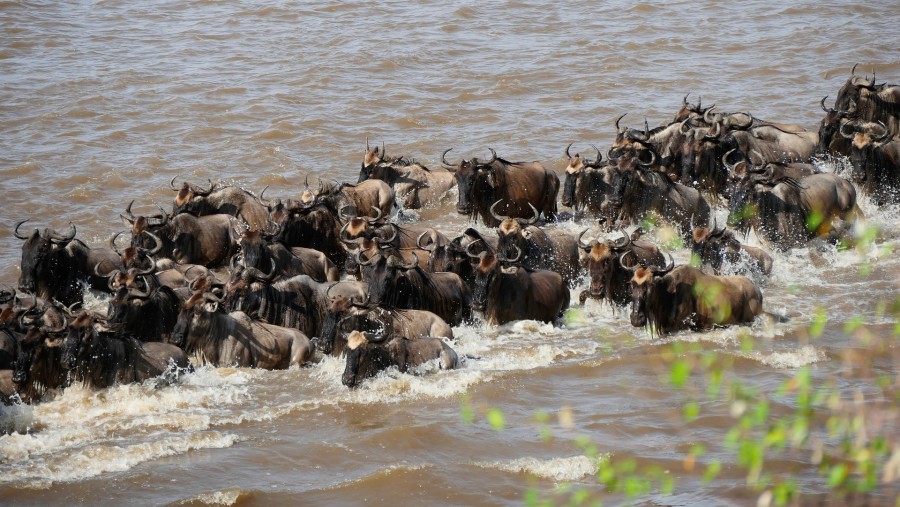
top-left (289, 336), bottom-right (313, 367)
top-left (440, 345), bottom-right (459, 370)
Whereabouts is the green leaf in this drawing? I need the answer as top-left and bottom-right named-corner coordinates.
top-left (809, 309), bottom-right (827, 339)
top-left (827, 463), bottom-right (848, 488)
top-left (670, 359), bottom-right (691, 388)
top-left (703, 460), bottom-right (722, 482)
top-left (684, 402), bottom-right (700, 422)
top-left (486, 408), bottom-right (505, 431)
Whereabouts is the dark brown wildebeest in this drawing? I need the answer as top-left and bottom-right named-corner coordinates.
top-left (12, 322), bottom-right (69, 403)
top-left (421, 228), bottom-right (497, 289)
top-left (627, 261), bottom-right (763, 336)
top-left (317, 297), bottom-right (453, 357)
top-left (608, 152), bottom-right (712, 240)
top-left (817, 65), bottom-right (900, 157)
top-left (842, 121), bottom-right (900, 205)
top-left (490, 201), bottom-right (581, 285)
top-left (690, 222), bottom-right (773, 277)
top-left (358, 140), bottom-right (456, 209)
top-left (237, 229), bottom-right (339, 283)
top-left (270, 196), bottom-right (347, 270)
top-left (470, 247), bottom-right (570, 326)
top-left (442, 148), bottom-right (559, 227)
top-left (577, 227), bottom-right (665, 306)
top-left (727, 160), bottom-right (860, 250)
top-left (168, 213), bottom-right (241, 267)
top-left (172, 291), bottom-right (317, 369)
top-left (171, 177), bottom-right (271, 231)
top-left (308, 178), bottom-right (395, 223)
top-left (61, 312), bottom-right (190, 389)
top-left (341, 330), bottom-right (459, 388)
top-left (562, 144), bottom-right (620, 222)
top-left (360, 253), bottom-right (471, 326)
top-left (15, 221), bottom-right (123, 306)
top-left (105, 267), bottom-right (182, 343)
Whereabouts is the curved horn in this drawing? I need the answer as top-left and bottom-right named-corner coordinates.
top-left (489, 199), bottom-right (509, 224)
top-left (364, 206), bottom-right (383, 224)
top-left (651, 253), bottom-right (675, 275)
top-left (620, 250), bottom-right (639, 272)
top-left (637, 148), bottom-right (657, 167)
top-left (143, 231), bottom-right (163, 256)
top-left (851, 63), bottom-right (859, 76)
top-left (614, 113), bottom-right (627, 132)
top-left (873, 121), bottom-right (892, 144)
top-left (521, 202), bottom-right (540, 226)
top-left (840, 121), bottom-right (856, 139)
top-left (465, 239), bottom-right (484, 259)
top-left (135, 255), bottom-right (157, 275)
top-left (732, 112), bottom-right (753, 129)
top-left (120, 200), bottom-right (136, 224)
top-left (203, 290), bottom-right (224, 303)
top-left (416, 230), bottom-right (435, 251)
top-left (245, 259), bottom-right (277, 283)
top-left (374, 223), bottom-right (399, 245)
top-left (577, 229), bottom-right (593, 249)
top-left (13, 219), bottom-right (33, 240)
top-left (400, 252), bottom-right (419, 270)
top-left (170, 175), bottom-right (180, 190)
top-left (591, 145), bottom-right (603, 165)
top-left (722, 148), bottom-right (741, 173)
top-left (441, 148), bottom-right (457, 171)
top-left (683, 93), bottom-right (690, 107)
top-left (356, 249), bottom-right (375, 267)
top-left (820, 95), bottom-right (832, 113)
top-left (128, 283), bottom-right (152, 300)
top-left (339, 221), bottom-right (367, 245)
top-left (703, 105), bottom-right (717, 124)
top-left (47, 222), bottom-right (76, 243)
top-left (481, 148), bottom-right (498, 166)
top-left (105, 269), bottom-right (121, 291)
top-left (679, 119), bottom-right (693, 135)
top-left (498, 244), bottom-right (522, 263)
top-left (565, 143), bottom-right (574, 160)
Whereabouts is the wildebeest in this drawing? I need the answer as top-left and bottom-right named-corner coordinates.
top-left (341, 330), bottom-right (459, 388)
top-left (471, 248), bottom-right (570, 325)
top-left (12, 323), bottom-right (69, 403)
top-left (577, 227), bottom-right (665, 306)
top-left (358, 140), bottom-right (456, 209)
top-left (271, 197), bottom-right (347, 270)
top-left (360, 253), bottom-right (471, 326)
top-left (61, 312), bottom-right (190, 389)
top-left (690, 222), bottom-right (774, 277)
top-left (317, 297), bottom-right (453, 357)
top-left (727, 160), bottom-right (860, 249)
top-left (420, 228), bottom-right (497, 288)
top-left (609, 156), bottom-right (712, 240)
top-left (490, 201), bottom-right (581, 285)
top-left (562, 145), bottom-right (619, 222)
top-left (442, 148), bottom-right (559, 227)
top-left (172, 291), bottom-right (317, 369)
top-left (628, 261), bottom-right (763, 335)
top-left (106, 270), bottom-right (182, 343)
top-left (237, 228), bottom-right (339, 282)
top-left (15, 221), bottom-right (122, 306)
top-left (168, 213), bottom-right (241, 267)
top-left (171, 177), bottom-right (271, 231)
top-left (818, 65), bottom-right (900, 157)
top-left (313, 178), bottom-right (395, 223)
top-left (842, 121), bottom-right (900, 205)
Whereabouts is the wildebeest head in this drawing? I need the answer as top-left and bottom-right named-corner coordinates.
top-left (171, 291), bottom-right (222, 348)
top-left (492, 200), bottom-right (539, 261)
top-left (223, 261), bottom-right (276, 310)
top-left (562, 144), bottom-right (603, 209)
top-left (725, 156), bottom-right (768, 233)
top-left (578, 228), bottom-right (630, 300)
top-left (817, 95), bottom-right (857, 156)
top-left (61, 312), bottom-right (95, 370)
top-left (12, 317), bottom-right (65, 385)
top-left (690, 219), bottom-right (732, 271)
top-left (121, 200), bottom-right (172, 257)
top-left (359, 252), bottom-right (418, 307)
top-left (170, 176), bottom-right (216, 216)
top-left (673, 94), bottom-right (715, 122)
top-left (341, 330), bottom-right (393, 388)
top-left (442, 148), bottom-right (499, 215)
top-left (15, 220), bottom-right (77, 295)
top-left (626, 253), bottom-right (675, 328)
top-left (842, 120), bottom-right (894, 185)
top-left (470, 245), bottom-right (520, 312)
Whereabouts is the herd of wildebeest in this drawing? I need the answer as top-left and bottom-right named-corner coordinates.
top-left (1, 65), bottom-right (898, 403)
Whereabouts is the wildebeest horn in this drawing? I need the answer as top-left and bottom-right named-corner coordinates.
top-left (399, 252), bottom-right (419, 270)
top-left (142, 231), bottom-right (163, 256)
top-left (591, 145), bottom-right (603, 165)
top-left (873, 121), bottom-right (892, 144)
top-left (13, 219), bottom-right (35, 240)
top-left (374, 223), bottom-right (399, 245)
top-left (104, 269), bottom-right (121, 291)
top-left (850, 63), bottom-right (859, 76)
top-left (489, 200), bottom-right (509, 223)
top-left (565, 143), bottom-right (574, 160)
top-left (417, 231), bottom-right (435, 251)
top-left (577, 229), bottom-right (593, 250)
top-left (128, 283), bottom-right (152, 300)
top-left (731, 112), bottom-right (753, 129)
top-left (441, 148), bottom-right (457, 171)
top-left (170, 175), bottom-right (180, 190)
top-left (520, 203), bottom-right (540, 226)
top-left (338, 205), bottom-right (356, 223)
top-left (679, 119), bottom-right (693, 135)
top-left (465, 239), bottom-right (484, 259)
top-left (722, 148), bottom-right (742, 173)
top-left (257, 185), bottom-right (271, 207)
top-left (339, 221), bottom-right (367, 245)
top-left (614, 113), bottom-right (627, 132)
top-left (705, 121), bottom-right (721, 140)
top-left (203, 290), bottom-right (224, 303)
top-left (135, 255), bottom-right (157, 275)
top-left (364, 206), bottom-right (383, 224)
top-left (840, 121), bottom-right (857, 139)
top-left (652, 253), bottom-right (675, 275)
top-left (820, 96), bottom-right (832, 113)
top-left (245, 259), bottom-right (277, 282)
top-left (703, 105), bottom-right (717, 124)
top-left (480, 148), bottom-right (498, 166)
top-left (108, 231), bottom-right (125, 256)
top-left (121, 200), bottom-right (136, 224)
top-left (498, 244), bottom-right (522, 263)
top-left (620, 250), bottom-right (638, 272)
top-left (637, 148), bottom-right (657, 167)
top-left (683, 93), bottom-right (690, 107)
top-left (614, 227), bottom-right (631, 249)
top-left (46, 222), bottom-right (77, 243)
top-left (356, 249), bottom-right (375, 267)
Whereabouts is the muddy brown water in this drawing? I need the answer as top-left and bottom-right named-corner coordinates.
top-left (1, 1), bottom-right (899, 505)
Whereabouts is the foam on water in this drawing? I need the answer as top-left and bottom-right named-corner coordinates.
top-left (183, 489), bottom-right (246, 506)
top-left (745, 345), bottom-right (827, 369)
top-left (475, 455), bottom-right (604, 482)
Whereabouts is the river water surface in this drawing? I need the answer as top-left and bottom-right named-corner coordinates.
top-left (1, 1), bottom-right (899, 505)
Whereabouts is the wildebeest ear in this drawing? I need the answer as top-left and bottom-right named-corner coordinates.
top-left (500, 265), bottom-right (518, 274)
top-left (44, 337), bottom-right (64, 348)
top-left (521, 229), bottom-right (533, 239)
top-left (203, 301), bottom-right (218, 313)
